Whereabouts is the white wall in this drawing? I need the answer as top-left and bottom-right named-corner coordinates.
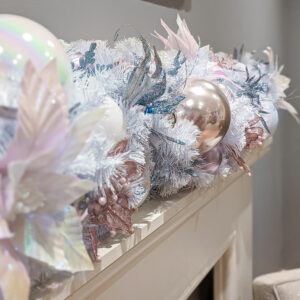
top-left (0, 0), bottom-right (294, 277)
top-left (282, 0), bottom-right (300, 269)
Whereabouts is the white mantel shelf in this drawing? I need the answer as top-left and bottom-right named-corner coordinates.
top-left (44, 138), bottom-right (272, 300)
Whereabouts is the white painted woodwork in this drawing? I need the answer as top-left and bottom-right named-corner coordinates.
top-left (43, 139), bottom-right (272, 300)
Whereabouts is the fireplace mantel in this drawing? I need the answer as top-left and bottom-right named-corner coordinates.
top-left (44, 138), bottom-right (272, 300)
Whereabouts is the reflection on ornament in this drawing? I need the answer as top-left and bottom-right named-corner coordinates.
top-left (176, 78), bottom-right (231, 153)
top-left (218, 82), bottom-right (234, 102)
top-left (202, 146), bottom-right (223, 174)
top-left (0, 14), bottom-right (71, 86)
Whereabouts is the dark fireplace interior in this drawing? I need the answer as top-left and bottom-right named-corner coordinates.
top-left (187, 269), bottom-right (214, 300)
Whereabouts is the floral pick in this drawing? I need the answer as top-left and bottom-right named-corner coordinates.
top-left (274, 99), bottom-right (300, 123)
top-left (264, 47), bottom-right (300, 123)
top-left (0, 59), bottom-right (115, 299)
top-left (87, 137), bottom-right (138, 261)
top-left (153, 14), bottom-right (199, 58)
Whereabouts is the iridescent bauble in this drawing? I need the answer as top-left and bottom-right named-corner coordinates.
top-left (0, 14), bottom-right (71, 87)
top-left (176, 78), bottom-right (231, 153)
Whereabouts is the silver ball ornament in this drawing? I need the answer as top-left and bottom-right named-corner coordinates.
top-left (176, 78), bottom-right (231, 153)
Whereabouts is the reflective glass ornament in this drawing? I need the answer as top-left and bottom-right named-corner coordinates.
top-left (176, 78), bottom-right (231, 153)
top-left (202, 146), bottom-right (223, 174)
top-left (0, 14), bottom-right (71, 87)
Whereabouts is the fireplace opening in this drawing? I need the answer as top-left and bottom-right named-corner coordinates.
top-left (187, 269), bottom-right (214, 300)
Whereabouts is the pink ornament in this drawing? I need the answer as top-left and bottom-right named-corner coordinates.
top-left (202, 146), bottom-right (223, 174)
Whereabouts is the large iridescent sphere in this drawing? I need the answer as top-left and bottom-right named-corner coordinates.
top-left (0, 14), bottom-right (71, 87)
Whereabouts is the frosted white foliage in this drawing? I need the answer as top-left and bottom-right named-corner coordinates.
top-left (223, 95), bottom-right (255, 152)
top-left (61, 36), bottom-right (289, 201)
top-left (150, 116), bottom-right (200, 197)
top-left (0, 35), bottom-right (287, 209)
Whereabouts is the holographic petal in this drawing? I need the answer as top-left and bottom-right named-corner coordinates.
top-left (0, 60), bottom-right (68, 168)
top-left (0, 240), bottom-right (30, 300)
top-left (11, 206), bottom-right (93, 272)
